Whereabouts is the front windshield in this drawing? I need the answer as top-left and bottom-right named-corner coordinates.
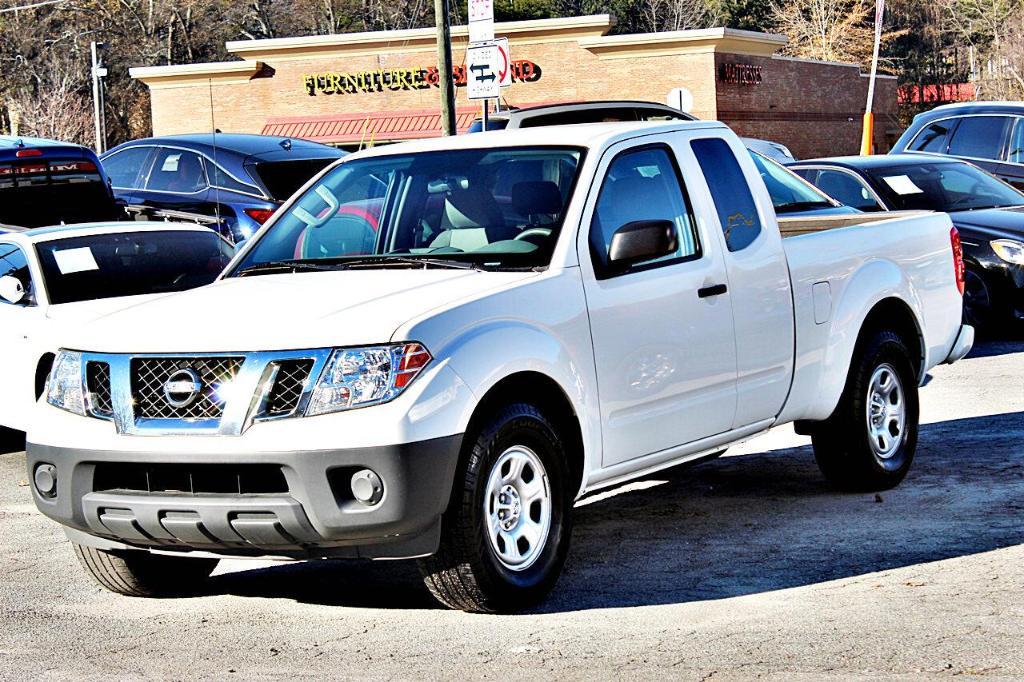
top-left (748, 151), bottom-right (836, 213)
top-left (36, 230), bottom-right (233, 305)
top-left (864, 162), bottom-right (1024, 212)
top-left (232, 146), bottom-right (583, 274)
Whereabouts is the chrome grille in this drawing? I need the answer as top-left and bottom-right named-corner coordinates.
top-left (131, 357), bottom-right (244, 420)
top-left (85, 361), bottom-right (113, 417)
top-left (264, 359), bottom-right (315, 418)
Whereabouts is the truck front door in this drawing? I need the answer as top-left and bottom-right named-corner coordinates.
top-left (580, 140), bottom-right (739, 467)
top-left (688, 136), bottom-right (796, 428)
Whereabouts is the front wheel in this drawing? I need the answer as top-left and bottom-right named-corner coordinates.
top-left (418, 403), bottom-right (572, 613)
top-left (812, 330), bottom-right (920, 492)
top-left (962, 268), bottom-right (994, 330)
top-left (73, 543), bottom-right (219, 597)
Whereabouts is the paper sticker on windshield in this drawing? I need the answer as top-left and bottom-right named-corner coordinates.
top-left (161, 154), bottom-right (181, 172)
top-left (52, 247), bottom-right (99, 275)
top-left (882, 175), bottom-right (924, 195)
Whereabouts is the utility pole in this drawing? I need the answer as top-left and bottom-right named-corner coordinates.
top-left (860, 0), bottom-right (884, 155)
top-left (90, 42), bottom-right (108, 153)
top-left (434, 0), bottom-right (456, 136)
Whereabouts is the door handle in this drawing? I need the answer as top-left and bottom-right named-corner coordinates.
top-left (698, 283), bottom-right (728, 299)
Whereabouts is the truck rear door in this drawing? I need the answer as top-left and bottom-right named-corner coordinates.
top-left (579, 137), bottom-right (739, 467)
top-left (687, 135), bottom-right (796, 428)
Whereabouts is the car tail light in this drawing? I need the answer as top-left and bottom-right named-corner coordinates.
top-left (244, 208), bottom-right (275, 225)
top-left (15, 149), bottom-right (42, 158)
top-left (950, 227), bottom-right (965, 296)
top-left (16, 163), bottom-right (47, 175)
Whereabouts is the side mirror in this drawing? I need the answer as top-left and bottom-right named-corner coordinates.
top-left (0, 275), bottom-right (25, 305)
top-left (607, 220), bottom-right (677, 269)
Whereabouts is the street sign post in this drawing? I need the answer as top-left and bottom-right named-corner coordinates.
top-left (467, 42), bottom-right (501, 100)
top-left (495, 37), bottom-right (512, 88)
top-left (468, 0), bottom-right (494, 43)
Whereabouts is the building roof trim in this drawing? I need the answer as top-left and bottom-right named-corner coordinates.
top-left (580, 27), bottom-right (787, 59)
top-left (129, 60), bottom-right (263, 88)
top-left (225, 14), bottom-right (615, 60)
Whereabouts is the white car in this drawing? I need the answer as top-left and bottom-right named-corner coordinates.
top-left (27, 122), bottom-right (972, 613)
top-left (0, 222), bottom-right (234, 432)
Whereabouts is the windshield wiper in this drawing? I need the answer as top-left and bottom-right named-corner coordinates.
top-left (235, 260), bottom-right (339, 277)
top-left (328, 256), bottom-right (487, 271)
top-left (774, 200), bottom-right (834, 214)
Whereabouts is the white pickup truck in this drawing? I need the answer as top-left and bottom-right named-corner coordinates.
top-left (28, 122), bottom-right (973, 613)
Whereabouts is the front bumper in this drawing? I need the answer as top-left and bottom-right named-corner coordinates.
top-left (27, 435), bottom-right (462, 559)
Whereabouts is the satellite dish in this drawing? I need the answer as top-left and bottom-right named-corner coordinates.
top-left (667, 87), bottom-right (694, 114)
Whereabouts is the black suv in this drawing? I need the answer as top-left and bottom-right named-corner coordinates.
top-left (891, 102), bottom-right (1024, 191)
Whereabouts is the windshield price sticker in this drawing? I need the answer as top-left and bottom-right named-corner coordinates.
top-left (52, 247), bottom-right (100, 275)
top-left (882, 175), bottom-right (924, 195)
top-left (467, 43), bottom-right (501, 99)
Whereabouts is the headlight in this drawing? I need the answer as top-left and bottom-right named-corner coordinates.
top-left (46, 350), bottom-right (86, 416)
top-left (991, 239), bottom-right (1024, 265)
top-left (305, 343), bottom-right (431, 416)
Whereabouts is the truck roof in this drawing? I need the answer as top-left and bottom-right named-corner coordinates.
top-left (351, 120), bottom-right (730, 160)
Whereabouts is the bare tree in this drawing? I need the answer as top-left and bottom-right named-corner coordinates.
top-left (636, 0), bottom-right (722, 32)
top-left (771, 0), bottom-right (877, 65)
top-left (939, 0), bottom-right (1024, 98)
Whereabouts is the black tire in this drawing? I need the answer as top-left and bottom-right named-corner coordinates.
top-left (418, 403), bottom-right (573, 613)
top-left (812, 330), bottom-right (919, 492)
top-left (962, 267), bottom-right (994, 330)
top-left (73, 542), bottom-right (219, 597)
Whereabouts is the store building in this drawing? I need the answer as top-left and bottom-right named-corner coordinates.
top-left (130, 14), bottom-right (898, 159)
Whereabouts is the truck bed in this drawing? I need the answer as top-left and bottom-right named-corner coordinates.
top-left (778, 210), bottom-right (932, 238)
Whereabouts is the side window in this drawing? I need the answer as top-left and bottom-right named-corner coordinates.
top-left (102, 147), bottom-right (155, 189)
top-left (0, 243), bottom-right (32, 304)
top-left (589, 146), bottom-right (700, 275)
top-left (1007, 119), bottom-right (1024, 164)
top-left (908, 120), bottom-right (957, 153)
top-left (208, 162), bottom-right (259, 195)
top-left (946, 116), bottom-right (1011, 160)
top-left (813, 170), bottom-right (883, 211)
top-left (145, 149), bottom-right (208, 193)
top-left (691, 138), bottom-right (763, 252)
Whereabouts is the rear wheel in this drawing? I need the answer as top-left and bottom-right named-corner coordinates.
top-left (418, 403), bottom-right (572, 613)
top-left (812, 330), bottom-right (919, 492)
top-left (73, 543), bottom-right (219, 597)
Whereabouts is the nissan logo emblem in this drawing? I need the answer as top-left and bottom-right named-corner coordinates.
top-left (163, 368), bottom-right (203, 409)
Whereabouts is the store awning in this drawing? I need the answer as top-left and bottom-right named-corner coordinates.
top-left (262, 108), bottom-right (481, 145)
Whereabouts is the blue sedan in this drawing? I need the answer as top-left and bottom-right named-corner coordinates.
top-left (101, 134), bottom-right (345, 242)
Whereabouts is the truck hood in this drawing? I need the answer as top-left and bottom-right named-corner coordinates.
top-left (63, 269), bottom-right (536, 353)
top-left (45, 293), bottom-right (167, 325)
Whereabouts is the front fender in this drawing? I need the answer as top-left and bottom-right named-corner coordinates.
top-left (441, 320), bottom-right (601, 491)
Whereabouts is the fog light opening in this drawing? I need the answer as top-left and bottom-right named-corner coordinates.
top-left (350, 469), bottom-right (384, 506)
top-left (34, 463), bottom-right (57, 499)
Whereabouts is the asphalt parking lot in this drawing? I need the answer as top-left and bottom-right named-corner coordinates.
top-left (0, 334), bottom-right (1021, 680)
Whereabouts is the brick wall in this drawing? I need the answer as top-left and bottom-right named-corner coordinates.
top-left (714, 53), bottom-right (899, 158)
top-left (146, 37), bottom-right (898, 161)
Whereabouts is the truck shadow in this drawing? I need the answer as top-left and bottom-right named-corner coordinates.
top-left (967, 329), bottom-right (1024, 358)
top-left (209, 409), bottom-right (1024, 612)
top-left (0, 428), bottom-right (25, 456)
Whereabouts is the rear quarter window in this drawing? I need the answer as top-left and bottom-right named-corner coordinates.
top-left (691, 138), bottom-right (763, 252)
top-left (908, 119), bottom-right (957, 153)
